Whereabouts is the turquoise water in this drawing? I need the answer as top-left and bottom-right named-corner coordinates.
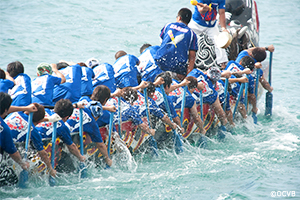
top-left (1, 0), bottom-right (300, 199)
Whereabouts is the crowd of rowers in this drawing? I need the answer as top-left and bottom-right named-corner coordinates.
top-left (0, 7), bottom-right (274, 184)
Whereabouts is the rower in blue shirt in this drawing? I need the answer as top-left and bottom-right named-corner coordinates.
top-left (7, 61), bottom-right (32, 106)
top-left (4, 103), bottom-right (56, 177)
top-left (52, 62), bottom-right (82, 103)
top-left (31, 63), bottom-right (65, 107)
top-left (138, 44), bottom-right (163, 83)
top-left (0, 68), bottom-right (14, 93)
top-left (36, 99), bottom-right (85, 163)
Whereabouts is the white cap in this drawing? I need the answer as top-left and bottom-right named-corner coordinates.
top-left (85, 58), bottom-right (100, 68)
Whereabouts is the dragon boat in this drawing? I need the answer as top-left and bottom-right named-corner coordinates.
top-left (0, 0), bottom-right (269, 186)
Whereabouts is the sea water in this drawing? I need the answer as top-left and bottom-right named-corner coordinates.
top-left (0, 0), bottom-right (300, 199)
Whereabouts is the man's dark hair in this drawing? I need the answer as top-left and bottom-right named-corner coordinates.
top-left (0, 92), bottom-right (12, 115)
top-left (155, 72), bottom-right (172, 89)
top-left (140, 43), bottom-right (152, 54)
top-left (91, 85), bottom-right (111, 105)
top-left (0, 68), bottom-right (6, 79)
top-left (115, 50), bottom-right (127, 60)
top-left (78, 62), bottom-right (88, 67)
top-left (32, 103), bottom-right (45, 123)
top-left (185, 76), bottom-right (198, 90)
top-left (7, 61), bottom-right (24, 78)
top-left (146, 82), bottom-right (156, 96)
top-left (178, 8), bottom-right (192, 24)
top-left (54, 99), bottom-right (73, 118)
top-left (56, 62), bottom-right (69, 70)
top-left (240, 56), bottom-right (255, 70)
top-left (122, 87), bottom-right (138, 104)
top-left (252, 47), bottom-right (266, 62)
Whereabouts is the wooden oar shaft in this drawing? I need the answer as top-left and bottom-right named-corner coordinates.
top-left (223, 78), bottom-right (229, 111)
top-left (24, 112), bottom-right (33, 159)
top-left (269, 52), bottom-right (273, 85)
top-left (180, 85), bottom-right (188, 126)
top-left (51, 122), bottom-right (57, 168)
top-left (79, 108), bottom-right (84, 155)
top-left (233, 83), bottom-right (245, 119)
top-left (107, 112), bottom-right (114, 158)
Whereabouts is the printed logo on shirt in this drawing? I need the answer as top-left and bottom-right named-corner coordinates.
top-left (170, 24), bottom-right (188, 33)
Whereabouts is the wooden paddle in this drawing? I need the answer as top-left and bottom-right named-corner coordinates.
top-left (244, 75), bottom-right (249, 111)
top-left (223, 78), bottom-right (229, 111)
top-left (79, 108), bottom-right (87, 178)
top-left (49, 121), bottom-right (57, 186)
top-left (233, 83), bottom-right (245, 120)
top-left (265, 52), bottom-right (273, 117)
top-left (18, 112), bottom-right (33, 188)
top-left (253, 68), bottom-right (260, 124)
top-left (160, 85), bottom-right (183, 154)
top-left (118, 96), bottom-right (122, 138)
top-left (180, 85), bottom-right (188, 126)
top-left (143, 88), bottom-right (158, 157)
top-left (107, 112), bottom-right (114, 159)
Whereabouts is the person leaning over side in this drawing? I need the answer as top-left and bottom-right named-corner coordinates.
top-left (66, 85), bottom-right (116, 167)
top-left (235, 44), bottom-right (275, 93)
top-left (4, 102), bottom-right (57, 177)
top-left (35, 99), bottom-right (86, 163)
top-left (0, 92), bottom-right (32, 186)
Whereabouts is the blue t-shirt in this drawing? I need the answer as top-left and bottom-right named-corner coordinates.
top-left (138, 46), bottom-right (163, 82)
top-left (53, 64), bottom-right (82, 103)
top-left (92, 63), bottom-right (116, 93)
top-left (235, 51), bottom-right (263, 80)
top-left (154, 22), bottom-right (198, 75)
top-left (169, 79), bottom-right (195, 109)
top-left (106, 97), bottom-right (143, 126)
top-left (65, 107), bottom-right (103, 143)
top-left (0, 117), bottom-right (17, 154)
top-left (215, 79), bottom-right (231, 111)
top-left (35, 109), bottom-right (73, 146)
top-left (225, 60), bottom-right (255, 94)
top-left (81, 66), bottom-right (95, 96)
top-left (192, 0), bottom-right (226, 27)
top-left (4, 112), bottom-right (44, 151)
top-left (0, 79), bottom-right (14, 93)
top-left (152, 87), bottom-right (178, 119)
top-left (187, 68), bottom-right (218, 105)
top-left (133, 91), bottom-right (164, 119)
top-left (9, 73), bottom-right (32, 106)
top-left (113, 55), bottom-right (140, 89)
top-left (31, 74), bottom-right (62, 106)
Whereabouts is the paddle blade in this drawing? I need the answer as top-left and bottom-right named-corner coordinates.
top-left (265, 91), bottom-right (273, 117)
top-left (174, 133), bottom-right (183, 154)
top-left (49, 175), bottom-right (55, 187)
top-left (149, 136), bottom-right (159, 157)
top-left (79, 162), bottom-right (87, 178)
top-left (18, 170), bottom-right (28, 188)
top-left (252, 112), bottom-right (257, 124)
top-left (217, 125), bottom-right (226, 142)
top-left (197, 135), bottom-right (207, 149)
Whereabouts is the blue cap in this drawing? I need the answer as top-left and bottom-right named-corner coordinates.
top-left (86, 101), bottom-right (103, 118)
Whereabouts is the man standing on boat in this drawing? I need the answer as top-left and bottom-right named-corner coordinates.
top-left (154, 8), bottom-right (198, 80)
top-left (189, 0), bottom-right (229, 68)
